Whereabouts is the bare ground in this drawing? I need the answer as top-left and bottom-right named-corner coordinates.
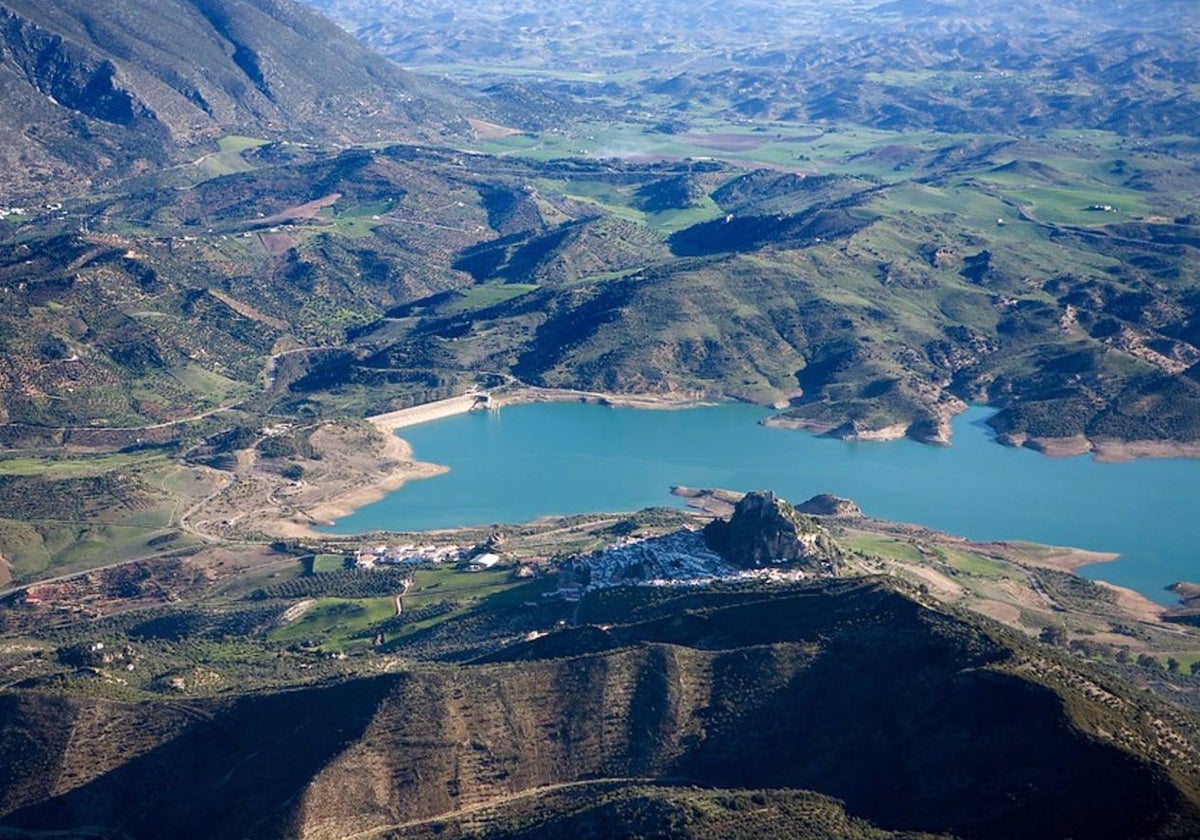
top-left (189, 421), bottom-right (447, 541)
top-left (1097, 581), bottom-right (1167, 623)
top-left (836, 518), bottom-right (1177, 644)
top-left (990, 542), bottom-right (1120, 573)
top-left (971, 599), bottom-right (1024, 628)
top-left (189, 387), bottom-right (700, 542)
top-left (260, 193), bottom-right (342, 224)
top-left (295, 427), bottom-right (447, 529)
top-left (207, 289), bottom-right (290, 330)
top-left (497, 385), bottom-right (714, 411)
top-left (466, 117), bottom-right (524, 139)
top-left (260, 232), bottom-right (300, 255)
top-left (898, 564), bottom-right (967, 600)
top-left (1002, 432), bottom-right (1200, 462)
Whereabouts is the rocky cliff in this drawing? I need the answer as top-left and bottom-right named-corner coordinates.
top-left (702, 490), bottom-right (844, 570)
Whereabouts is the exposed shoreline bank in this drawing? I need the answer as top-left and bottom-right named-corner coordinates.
top-left (289, 389), bottom-right (1200, 538)
top-left (766, 404), bottom-right (1200, 462)
top-left (494, 386), bottom-right (717, 412)
top-left (292, 430), bottom-right (447, 534)
top-left (262, 391), bottom-right (1196, 600)
top-left (230, 392), bottom-right (1193, 619)
top-left (997, 431), bottom-right (1200, 462)
top-left (271, 389), bottom-right (714, 539)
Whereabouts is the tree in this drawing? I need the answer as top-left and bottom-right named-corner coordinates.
top-left (56, 642), bottom-right (106, 668)
top-left (1040, 626), bottom-right (1068, 647)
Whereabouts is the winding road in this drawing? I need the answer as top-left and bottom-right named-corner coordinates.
top-left (340, 777), bottom-right (695, 840)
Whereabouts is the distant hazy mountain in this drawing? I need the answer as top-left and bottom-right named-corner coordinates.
top-left (307, 0), bottom-right (1200, 136)
top-left (0, 0), bottom-right (478, 202)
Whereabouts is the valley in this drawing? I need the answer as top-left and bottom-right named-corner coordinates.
top-left (3, 0), bottom-right (1200, 835)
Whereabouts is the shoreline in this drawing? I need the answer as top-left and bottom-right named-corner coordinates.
top-left (371, 386), bottom-right (1200, 466)
top-left (493, 385), bottom-right (716, 412)
top-left (263, 424), bottom-right (448, 540)
top-left (272, 389), bottom-right (1197, 563)
top-left (994, 431), bottom-right (1200, 462)
top-left (982, 541), bottom-right (1121, 573)
top-left (261, 397), bottom-right (1192, 616)
top-left (284, 388), bottom-right (716, 538)
top-left (762, 402), bottom-right (960, 447)
top-left (276, 387), bottom-right (718, 538)
top-left (763, 414), bottom-right (908, 441)
top-left (766, 402), bottom-right (1200, 462)
top-left (297, 432), bottom-right (448, 529)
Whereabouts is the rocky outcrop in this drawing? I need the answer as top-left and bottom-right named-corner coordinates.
top-left (795, 493), bottom-right (862, 517)
top-left (702, 490), bottom-right (843, 571)
top-left (1166, 581), bottom-right (1200, 626)
top-left (1170, 582), bottom-right (1200, 606)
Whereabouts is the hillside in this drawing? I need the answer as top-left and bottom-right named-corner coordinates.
top-left (1, 0), bottom-right (1200, 468)
top-left (0, 0), bottom-right (482, 203)
top-left (5, 127), bottom-right (1200, 462)
top-left (1, 578), bottom-right (1198, 839)
top-left (4, 3), bottom-right (1200, 837)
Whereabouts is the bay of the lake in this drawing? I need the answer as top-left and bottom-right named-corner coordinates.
top-left (322, 402), bottom-right (1200, 603)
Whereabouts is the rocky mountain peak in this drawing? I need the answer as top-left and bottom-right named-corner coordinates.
top-left (702, 490), bottom-right (844, 570)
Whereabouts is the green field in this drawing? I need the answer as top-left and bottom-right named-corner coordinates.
top-left (310, 554), bottom-right (350, 574)
top-left (268, 596), bottom-right (397, 650)
top-left (403, 566), bottom-right (522, 610)
top-left (0, 451), bottom-right (170, 478)
top-left (388, 567), bottom-right (549, 641)
top-left (0, 456), bottom-right (222, 585)
top-left (264, 567), bottom-right (535, 651)
top-left (168, 364), bottom-right (255, 403)
top-left (935, 547), bottom-right (1010, 578)
top-left (1158, 652), bottom-right (1200, 672)
top-left (195, 136), bottom-right (270, 179)
top-left (0, 518), bottom-right (200, 583)
top-left (846, 535), bottom-right (928, 564)
top-left (473, 119), bottom-right (948, 177)
top-left (217, 135), bottom-right (269, 153)
top-left (441, 284), bottom-right (539, 315)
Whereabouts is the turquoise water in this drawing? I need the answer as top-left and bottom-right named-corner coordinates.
top-left (324, 402), bottom-right (1200, 603)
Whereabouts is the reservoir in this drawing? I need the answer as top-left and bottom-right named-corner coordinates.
top-left (323, 402), bottom-right (1200, 603)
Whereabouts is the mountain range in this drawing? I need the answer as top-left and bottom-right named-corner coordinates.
top-left (0, 0), bottom-right (483, 203)
top-left (3, 577), bottom-right (1199, 839)
top-left (2, 4), bottom-right (1200, 837)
